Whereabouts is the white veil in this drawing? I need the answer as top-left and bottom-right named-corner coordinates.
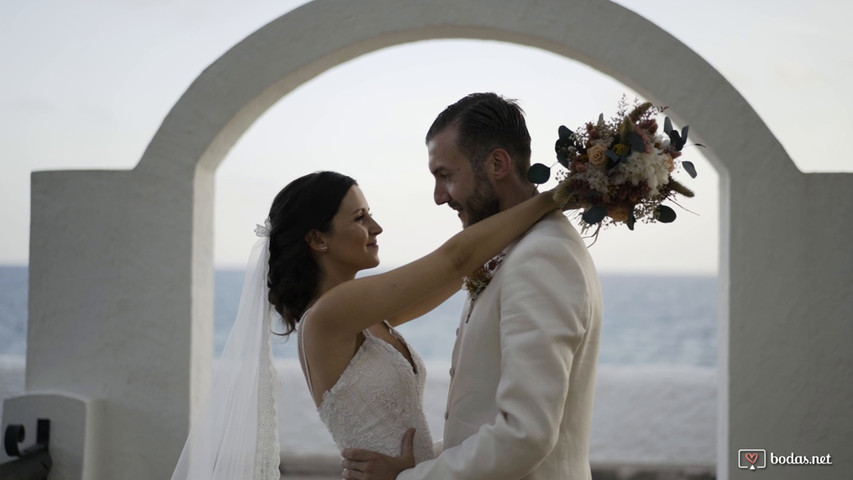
top-left (171, 223), bottom-right (281, 480)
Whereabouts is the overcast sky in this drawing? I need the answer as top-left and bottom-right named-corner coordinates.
top-left (2, 0), bottom-right (851, 274)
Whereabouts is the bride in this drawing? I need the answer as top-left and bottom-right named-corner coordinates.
top-left (171, 170), bottom-right (560, 479)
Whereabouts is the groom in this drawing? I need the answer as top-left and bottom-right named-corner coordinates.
top-left (342, 93), bottom-right (603, 479)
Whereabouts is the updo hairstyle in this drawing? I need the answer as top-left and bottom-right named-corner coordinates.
top-left (266, 171), bottom-right (357, 335)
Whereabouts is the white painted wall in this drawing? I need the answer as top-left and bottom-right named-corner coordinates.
top-left (26, 168), bottom-right (211, 479)
top-left (16, 0), bottom-right (852, 479)
top-left (1, 394), bottom-right (100, 479)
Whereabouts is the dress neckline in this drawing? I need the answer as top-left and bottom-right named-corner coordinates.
top-left (367, 321), bottom-right (418, 375)
top-left (299, 317), bottom-right (419, 408)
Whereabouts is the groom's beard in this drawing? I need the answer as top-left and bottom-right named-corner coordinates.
top-left (462, 172), bottom-right (500, 227)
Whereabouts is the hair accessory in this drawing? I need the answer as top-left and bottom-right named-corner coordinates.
top-left (255, 218), bottom-right (272, 238)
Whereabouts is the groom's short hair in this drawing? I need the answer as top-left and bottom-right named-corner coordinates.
top-left (426, 92), bottom-right (531, 179)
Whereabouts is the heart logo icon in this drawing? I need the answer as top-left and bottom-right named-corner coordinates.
top-left (745, 452), bottom-right (759, 464)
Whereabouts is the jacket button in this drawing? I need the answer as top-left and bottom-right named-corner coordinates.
top-left (444, 411), bottom-right (449, 420)
top-left (449, 367), bottom-right (455, 376)
top-left (455, 328), bottom-right (459, 336)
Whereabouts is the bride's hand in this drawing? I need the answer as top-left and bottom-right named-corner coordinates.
top-left (542, 186), bottom-right (581, 212)
top-left (341, 428), bottom-right (416, 479)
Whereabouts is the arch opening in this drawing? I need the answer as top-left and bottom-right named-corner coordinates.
top-left (212, 37), bottom-right (723, 470)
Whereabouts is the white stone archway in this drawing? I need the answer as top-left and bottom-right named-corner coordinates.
top-left (16, 1), bottom-right (852, 479)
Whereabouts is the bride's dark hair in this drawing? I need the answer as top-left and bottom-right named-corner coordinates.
top-left (266, 171), bottom-right (357, 335)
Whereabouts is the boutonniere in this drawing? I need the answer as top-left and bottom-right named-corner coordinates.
top-left (463, 252), bottom-right (507, 301)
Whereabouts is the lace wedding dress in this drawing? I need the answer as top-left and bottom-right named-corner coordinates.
top-left (171, 229), bottom-right (432, 480)
top-left (298, 319), bottom-right (435, 463)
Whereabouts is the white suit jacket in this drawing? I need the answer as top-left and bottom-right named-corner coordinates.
top-left (399, 211), bottom-right (603, 480)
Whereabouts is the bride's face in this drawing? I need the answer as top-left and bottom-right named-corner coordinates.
top-left (320, 186), bottom-right (383, 271)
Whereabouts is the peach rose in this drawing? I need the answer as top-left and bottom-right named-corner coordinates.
top-left (607, 204), bottom-right (631, 223)
top-left (587, 143), bottom-right (609, 167)
top-left (663, 154), bottom-right (675, 172)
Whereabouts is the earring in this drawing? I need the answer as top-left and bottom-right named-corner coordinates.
top-left (320, 246), bottom-right (328, 252)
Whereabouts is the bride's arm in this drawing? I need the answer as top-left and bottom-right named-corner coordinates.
top-left (310, 190), bottom-right (559, 335)
top-left (386, 278), bottom-right (462, 328)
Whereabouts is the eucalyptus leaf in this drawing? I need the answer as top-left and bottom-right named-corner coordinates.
top-left (627, 209), bottom-right (636, 231)
top-left (605, 149), bottom-right (619, 162)
top-left (556, 144), bottom-right (569, 168)
top-left (527, 163), bottom-right (551, 184)
top-left (681, 125), bottom-right (689, 143)
top-left (558, 125), bottom-right (573, 141)
top-left (668, 130), bottom-right (685, 151)
top-left (668, 130), bottom-right (679, 144)
top-left (582, 205), bottom-right (607, 224)
top-left (682, 160), bottom-right (697, 178)
top-left (655, 205), bottom-right (677, 223)
top-left (628, 131), bottom-right (645, 153)
top-left (664, 117), bottom-right (673, 134)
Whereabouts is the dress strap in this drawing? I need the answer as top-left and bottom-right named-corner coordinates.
top-left (382, 320), bottom-right (400, 339)
top-left (298, 310), bottom-right (317, 404)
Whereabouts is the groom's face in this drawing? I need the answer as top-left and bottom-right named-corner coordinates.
top-left (428, 126), bottom-right (500, 228)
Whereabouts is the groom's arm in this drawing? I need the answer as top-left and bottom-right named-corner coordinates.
top-left (396, 233), bottom-right (591, 480)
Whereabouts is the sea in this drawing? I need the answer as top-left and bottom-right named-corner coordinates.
top-left (0, 266), bottom-right (718, 365)
top-left (0, 266), bottom-right (719, 465)
top-left (219, 268), bottom-right (719, 367)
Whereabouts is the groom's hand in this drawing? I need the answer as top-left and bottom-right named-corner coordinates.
top-left (341, 428), bottom-right (416, 479)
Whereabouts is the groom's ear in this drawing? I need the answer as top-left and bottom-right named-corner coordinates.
top-left (305, 230), bottom-right (328, 253)
top-left (487, 148), bottom-right (514, 181)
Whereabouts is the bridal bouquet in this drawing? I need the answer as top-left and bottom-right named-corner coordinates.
top-left (528, 98), bottom-right (699, 236)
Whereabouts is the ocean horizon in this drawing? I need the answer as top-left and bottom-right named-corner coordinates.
top-left (1, 266), bottom-right (719, 366)
top-left (0, 266), bottom-right (719, 466)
